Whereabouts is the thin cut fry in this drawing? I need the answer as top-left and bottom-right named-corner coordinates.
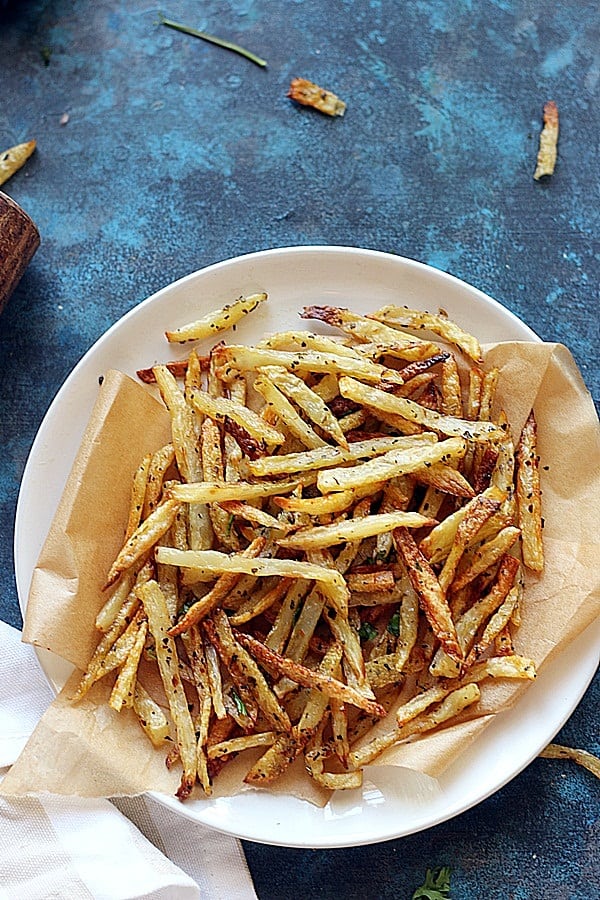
top-left (165, 292), bottom-right (268, 343)
top-left (137, 581), bottom-right (197, 800)
top-left (533, 101), bottom-right (559, 181)
top-left (393, 527), bottom-right (462, 662)
top-left (516, 410), bottom-right (544, 572)
top-left (0, 139), bottom-right (36, 186)
top-left (288, 78), bottom-right (346, 117)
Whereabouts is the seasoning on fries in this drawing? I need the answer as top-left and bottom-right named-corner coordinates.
top-left (74, 292), bottom-right (543, 800)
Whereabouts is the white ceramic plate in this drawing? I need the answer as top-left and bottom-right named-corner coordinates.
top-left (15, 246), bottom-right (600, 848)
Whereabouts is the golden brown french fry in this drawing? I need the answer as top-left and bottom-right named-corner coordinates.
top-left (212, 344), bottom-right (405, 386)
top-left (430, 554), bottom-right (520, 677)
top-left (516, 410), bottom-right (544, 572)
top-left (539, 743), bottom-right (600, 779)
top-left (339, 377), bottom-right (503, 442)
top-left (167, 535), bottom-right (267, 635)
top-left (142, 444), bottom-right (177, 519)
top-left (253, 375), bottom-right (328, 449)
top-left (393, 527), bottom-right (462, 662)
top-left (165, 292), bottom-right (268, 343)
top-left (156, 546), bottom-right (350, 614)
top-left (451, 526), bottom-right (521, 591)
top-left (437, 495), bottom-right (502, 593)
top-left (167, 479), bottom-right (300, 504)
top-left (132, 683), bottom-right (170, 746)
top-left (0, 139), bottom-right (36, 186)
top-left (203, 610), bottom-right (292, 732)
top-left (137, 581), bottom-right (197, 800)
top-left (369, 306), bottom-right (483, 362)
top-left (259, 366), bottom-right (349, 448)
top-left (191, 386), bottom-right (285, 448)
top-left (237, 631), bottom-right (386, 717)
top-left (277, 511), bottom-right (436, 551)
top-left (109, 620), bottom-right (148, 712)
top-left (316, 436), bottom-right (463, 494)
top-left (288, 77), bottom-right (346, 116)
top-left (533, 101), bottom-right (559, 181)
top-left (105, 498), bottom-right (181, 589)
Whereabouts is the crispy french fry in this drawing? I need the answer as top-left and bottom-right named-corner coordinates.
top-left (105, 498), bottom-right (181, 589)
top-left (0, 139), bottom-right (36, 186)
top-left (277, 511), bottom-right (436, 550)
top-left (165, 292), bottom-right (268, 343)
top-left (288, 77), bottom-right (346, 116)
top-left (339, 377), bottom-right (503, 442)
top-left (132, 683), bottom-right (170, 746)
top-left (212, 344), bottom-right (404, 386)
top-left (533, 101), bottom-right (559, 181)
top-left (253, 374), bottom-right (328, 449)
top-left (137, 581), bottom-right (197, 800)
top-left (316, 436), bottom-right (463, 493)
top-left (260, 366), bottom-right (349, 448)
top-left (369, 306), bottom-right (483, 362)
top-left (247, 433), bottom-right (432, 478)
top-left (191, 386), bottom-right (285, 448)
top-left (516, 410), bottom-right (544, 572)
top-left (393, 527), bottom-right (462, 662)
top-left (237, 631), bottom-right (386, 717)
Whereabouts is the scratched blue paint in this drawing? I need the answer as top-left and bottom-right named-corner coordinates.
top-left (541, 36), bottom-right (577, 77)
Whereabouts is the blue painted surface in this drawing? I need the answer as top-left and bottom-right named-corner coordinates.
top-left (0, 1), bottom-right (598, 896)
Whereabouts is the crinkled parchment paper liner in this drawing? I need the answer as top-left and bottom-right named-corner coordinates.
top-left (2, 343), bottom-right (599, 807)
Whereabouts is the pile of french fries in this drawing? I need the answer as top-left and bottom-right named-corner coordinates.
top-left (74, 292), bottom-right (543, 800)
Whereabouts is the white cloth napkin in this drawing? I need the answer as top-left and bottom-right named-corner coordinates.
top-left (0, 620), bottom-right (258, 900)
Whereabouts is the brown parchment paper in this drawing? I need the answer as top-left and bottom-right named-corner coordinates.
top-left (3, 343), bottom-right (600, 805)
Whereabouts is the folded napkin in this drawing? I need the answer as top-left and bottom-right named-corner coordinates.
top-left (0, 620), bottom-right (257, 900)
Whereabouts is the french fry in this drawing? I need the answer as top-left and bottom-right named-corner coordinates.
top-left (168, 535), bottom-right (267, 635)
top-left (258, 331), bottom-right (361, 359)
top-left (339, 377), bottom-right (504, 442)
top-left (246, 433), bottom-right (433, 478)
top-left (253, 375), bottom-right (328, 449)
top-left (142, 444), bottom-right (177, 519)
top-left (165, 292), bottom-right (268, 343)
top-left (516, 410), bottom-right (544, 572)
top-left (533, 101), bottom-right (559, 181)
top-left (316, 436), bottom-right (464, 494)
top-left (0, 139), bottom-right (36, 186)
top-left (137, 581), bottom-right (197, 800)
top-left (288, 78), bottom-right (346, 116)
top-left (105, 497), bottom-right (181, 589)
top-left (167, 479), bottom-right (300, 504)
top-left (212, 345), bottom-right (405, 386)
top-left (191, 386), bottom-right (285, 448)
top-left (237, 631), bottom-right (386, 717)
top-left (204, 610), bottom-right (292, 732)
top-left (430, 554), bottom-right (520, 677)
top-left (277, 511), bottom-right (436, 551)
top-left (156, 546), bottom-right (350, 614)
top-left (437, 495), bottom-right (502, 593)
top-left (109, 620), bottom-right (148, 712)
top-left (451, 525), bottom-right (520, 591)
top-left (132, 683), bottom-right (170, 746)
top-left (369, 306), bottom-right (483, 362)
top-left (259, 366), bottom-right (349, 448)
top-left (393, 527), bottom-right (462, 662)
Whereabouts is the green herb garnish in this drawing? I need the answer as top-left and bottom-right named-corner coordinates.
top-left (159, 15), bottom-right (267, 68)
top-left (231, 689), bottom-right (248, 718)
top-left (226, 513), bottom-right (235, 536)
top-left (358, 621), bottom-right (378, 642)
top-left (387, 611), bottom-right (400, 637)
top-left (412, 867), bottom-right (452, 900)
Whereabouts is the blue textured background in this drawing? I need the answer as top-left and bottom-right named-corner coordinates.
top-left (1, 1), bottom-right (598, 897)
